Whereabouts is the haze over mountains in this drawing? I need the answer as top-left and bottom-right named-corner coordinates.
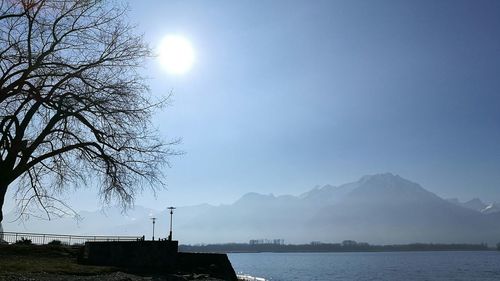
top-left (4, 173), bottom-right (500, 245)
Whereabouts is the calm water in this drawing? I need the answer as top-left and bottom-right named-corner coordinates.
top-left (228, 251), bottom-right (500, 281)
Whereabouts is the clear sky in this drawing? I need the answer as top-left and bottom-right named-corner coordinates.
top-left (10, 0), bottom-right (499, 212)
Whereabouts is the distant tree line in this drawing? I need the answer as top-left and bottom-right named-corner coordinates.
top-left (179, 240), bottom-right (491, 253)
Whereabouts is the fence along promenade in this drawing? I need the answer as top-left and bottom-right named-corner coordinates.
top-left (0, 231), bottom-right (142, 245)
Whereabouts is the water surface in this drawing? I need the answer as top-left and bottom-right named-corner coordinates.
top-left (228, 251), bottom-right (500, 281)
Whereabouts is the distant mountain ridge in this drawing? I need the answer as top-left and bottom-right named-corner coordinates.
top-left (4, 173), bottom-right (500, 245)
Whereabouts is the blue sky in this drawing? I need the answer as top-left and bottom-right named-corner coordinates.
top-left (16, 0), bottom-right (498, 211)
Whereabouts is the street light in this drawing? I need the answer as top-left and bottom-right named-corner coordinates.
top-left (167, 207), bottom-right (176, 241)
top-left (150, 217), bottom-right (157, 241)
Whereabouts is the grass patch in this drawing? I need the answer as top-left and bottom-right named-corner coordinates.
top-left (0, 244), bottom-right (116, 275)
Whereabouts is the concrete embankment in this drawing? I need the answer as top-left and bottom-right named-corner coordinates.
top-left (80, 241), bottom-right (238, 281)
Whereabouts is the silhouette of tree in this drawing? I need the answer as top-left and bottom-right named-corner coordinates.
top-left (0, 0), bottom-right (177, 224)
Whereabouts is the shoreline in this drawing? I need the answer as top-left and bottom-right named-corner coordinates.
top-left (225, 249), bottom-right (496, 254)
top-left (180, 242), bottom-right (493, 254)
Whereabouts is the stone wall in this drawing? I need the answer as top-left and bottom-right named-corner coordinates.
top-left (81, 240), bottom-right (178, 271)
top-left (80, 241), bottom-right (237, 281)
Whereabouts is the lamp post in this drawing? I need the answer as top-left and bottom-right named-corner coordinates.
top-left (150, 217), bottom-right (157, 241)
top-left (167, 207), bottom-right (176, 241)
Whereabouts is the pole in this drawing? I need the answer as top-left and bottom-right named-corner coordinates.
top-left (167, 207), bottom-right (176, 241)
top-left (150, 217), bottom-right (157, 241)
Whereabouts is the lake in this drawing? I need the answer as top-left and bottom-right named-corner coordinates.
top-left (228, 251), bottom-right (500, 281)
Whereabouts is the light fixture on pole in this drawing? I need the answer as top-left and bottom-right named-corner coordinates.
top-left (150, 217), bottom-right (157, 241)
top-left (167, 207), bottom-right (176, 241)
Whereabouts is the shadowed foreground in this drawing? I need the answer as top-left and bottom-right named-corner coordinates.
top-left (0, 245), bottom-right (226, 281)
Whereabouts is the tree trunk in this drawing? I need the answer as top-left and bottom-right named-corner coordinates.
top-left (0, 184), bottom-right (6, 242)
top-left (0, 165), bottom-right (11, 225)
top-left (0, 184), bottom-right (6, 224)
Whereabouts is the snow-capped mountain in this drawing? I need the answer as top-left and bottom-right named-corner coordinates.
top-left (176, 173), bottom-right (500, 244)
top-left (481, 203), bottom-right (500, 214)
top-left (447, 197), bottom-right (500, 214)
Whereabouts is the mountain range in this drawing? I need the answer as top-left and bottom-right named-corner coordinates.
top-left (4, 173), bottom-right (500, 245)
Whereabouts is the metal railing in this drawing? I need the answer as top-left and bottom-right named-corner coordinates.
top-left (0, 231), bottom-right (142, 245)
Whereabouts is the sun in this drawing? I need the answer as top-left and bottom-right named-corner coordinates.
top-left (157, 35), bottom-right (195, 75)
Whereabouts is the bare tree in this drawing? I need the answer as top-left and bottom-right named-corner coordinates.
top-left (0, 0), bottom-right (177, 225)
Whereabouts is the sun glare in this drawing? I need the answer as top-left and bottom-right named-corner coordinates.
top-left (157, 35), bottom-right (195, 75)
